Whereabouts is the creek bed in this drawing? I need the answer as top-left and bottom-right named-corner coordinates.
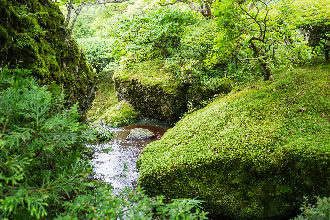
top-left (89, 120), bottom-right (170, 190)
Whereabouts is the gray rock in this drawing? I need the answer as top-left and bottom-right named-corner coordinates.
top-left (126, 128), bottom-right (155, 140)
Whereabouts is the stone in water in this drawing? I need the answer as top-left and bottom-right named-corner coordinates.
top-left (126, 128), bottom-right (155, 140)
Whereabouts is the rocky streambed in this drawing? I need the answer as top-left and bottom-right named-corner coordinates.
top-left (88, 120), bottom-right (170, 190)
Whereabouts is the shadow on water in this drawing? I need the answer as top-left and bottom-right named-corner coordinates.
top-left (88, 119), bottom-right (170, 191)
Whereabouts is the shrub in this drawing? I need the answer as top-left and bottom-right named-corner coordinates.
top-left (78, 37), bottom-right (123, 73)
top-left (294, 197), bottom-right (330, 220)
top-left (56, 185), bottom-right (208, 219)
top-left (0, 67), bottom-right (96, 219)
top-left (110, 5), bottom-right (202, 62)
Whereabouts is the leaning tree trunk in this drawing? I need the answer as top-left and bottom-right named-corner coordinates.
top-left (249, 38), bottom-right (271, 81)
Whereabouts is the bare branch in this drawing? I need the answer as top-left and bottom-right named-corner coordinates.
top-left (238, 3), bottom-right (264, 40)
top-left (64, 0), bottom-right (128, 36)
top-left (65, 0), bottom-right (73, 27)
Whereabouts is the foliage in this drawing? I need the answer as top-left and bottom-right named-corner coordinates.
top-left (91, 123), bottom-right (114, 141)
top-left (288, 0), bottom-right (330, 61)
top-left (78, 37), bottom-right (123, 73)
top-left (110, 5), bottom-right (202, 61)
top-left (138, 65), bottom-right (330, 219)
top-left (56, 185), bottom-right (208, 219)
top-left (294, 197), bottom-right (330, 220)
top-left (209, 0), bottom-right (314, 80)
top-left (0, 67), bottom-right (96, 219)
top-left (54, 0), bottom-right (127, 35)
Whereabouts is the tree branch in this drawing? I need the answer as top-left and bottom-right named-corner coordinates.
top-left (64, 0), bottom-right (128, 36)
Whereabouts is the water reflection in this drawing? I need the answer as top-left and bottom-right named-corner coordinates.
top-left (89, 121), bottom-right (169, 191)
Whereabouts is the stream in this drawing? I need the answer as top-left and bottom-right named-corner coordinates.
top-left (88, 120), bottom-right (170, 191)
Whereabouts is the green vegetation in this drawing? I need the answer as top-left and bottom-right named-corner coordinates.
top-left (1, 0), bottom-right (329, 219)
top-left (0, 67), bottom-right (207, 219)
top-left (86, 71), bottom-right (140, 127)
top-left (0, 67), bottom-right (96, 218)
top-left (99, 101), bottom-right (140, 127)
top-left (78, 37), bottom-right (121, 73)
top-left (138, 65), bottom-right (330, 219)
top-left (56, 186), bottom-right (208, 219)
top-left (92, 123), bottom-right (114, 141)
top-left (0, 0), bottom-right (97, 114)
top-left (294, 197), bottom-right (330, 220)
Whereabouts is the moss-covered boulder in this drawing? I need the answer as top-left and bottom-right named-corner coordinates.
top-left (113, 60), bottom-right (187, 123)
top-left (0, 0), bottom-right (97, 113)
top-left (98, 100), bottom-right (139, 127)
top-left (137, 66), bottom-right (330, 219)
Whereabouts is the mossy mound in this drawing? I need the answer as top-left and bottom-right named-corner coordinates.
top-left (137, 66), bottom-right (330, 219)
top-left (98, 101), bottom-right (139, 127)
top-left (0, 0), bottom-right (97, 113)
top-left (113, 59), bottom-right (187, 123)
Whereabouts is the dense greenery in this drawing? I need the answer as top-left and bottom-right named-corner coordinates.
top-left (1, 0), bottom-right (329, 218)
top-left (0, 0), bottom-right (97, 113)
top-left (0, 67), bottom-right (208, 219)
top-left (294, 197), bottom-right (330, 220)
top-left (138, 65), bottom-right (330, 219)
top-left (0, 67), bottom-right (96, 218)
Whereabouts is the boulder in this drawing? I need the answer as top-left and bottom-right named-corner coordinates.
top-left (126, 128), bottom-right (155, 140)
top-left (113, 60), bottom-right (187, 124)
top-left (0, 0), bottom-right (97, 114)
top-left (137, 66), bottom-right (330, 219)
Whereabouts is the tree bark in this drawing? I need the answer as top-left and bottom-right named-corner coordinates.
top-left (249, 38), bottom-right (271, 81)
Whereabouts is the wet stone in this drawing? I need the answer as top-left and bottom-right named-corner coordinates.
top-left (126, 128), bottom-right (155, 140)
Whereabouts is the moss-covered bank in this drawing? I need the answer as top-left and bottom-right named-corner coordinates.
top-left (86, 71), bottom-right (140, 127)
top-left (113, 59), bottom-right (231, 123)
top-left (0, 0), bottom-right (97, 113)
top-left (137, 65), bottom-right (330, 219)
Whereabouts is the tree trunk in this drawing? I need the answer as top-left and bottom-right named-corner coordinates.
top-left (65, 0), bottom-right (73, 27)
top-left (249, 38), bottom-right (271, 81)
top-left (325, 50), bottom-right (329, 62)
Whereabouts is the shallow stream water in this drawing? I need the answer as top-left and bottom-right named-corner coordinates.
top-left (88, 120), bottom-right (170, 191)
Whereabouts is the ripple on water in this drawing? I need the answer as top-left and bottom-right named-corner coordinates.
top-left (88, 122), bottom-right (169, 191)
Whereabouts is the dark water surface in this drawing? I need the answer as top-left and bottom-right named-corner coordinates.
top-left (89, 120), bottom-right (170, 190)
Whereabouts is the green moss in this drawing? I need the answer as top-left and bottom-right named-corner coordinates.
top-left (0, 0), bottom-right (97, 114)
top-left (99, 101), bottom-right (139, 127)
top-left (87, 71), bottom-right (140, 127)
top-left (113, 59), bottom-right (187, 123)
top-left (137, 65), bottom-right (330, 219)
top-left (114, 59), bottom-right (182, 95)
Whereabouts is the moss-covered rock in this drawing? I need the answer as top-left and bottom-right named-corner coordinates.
top-left (113, 59), bottom-right (187, 123)
top-left (137, 65), bottom-right (330, 219)
top-left (0, 0), bottom-right (97, 114)
top-left (99, 101), bottom-right (139, 127)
